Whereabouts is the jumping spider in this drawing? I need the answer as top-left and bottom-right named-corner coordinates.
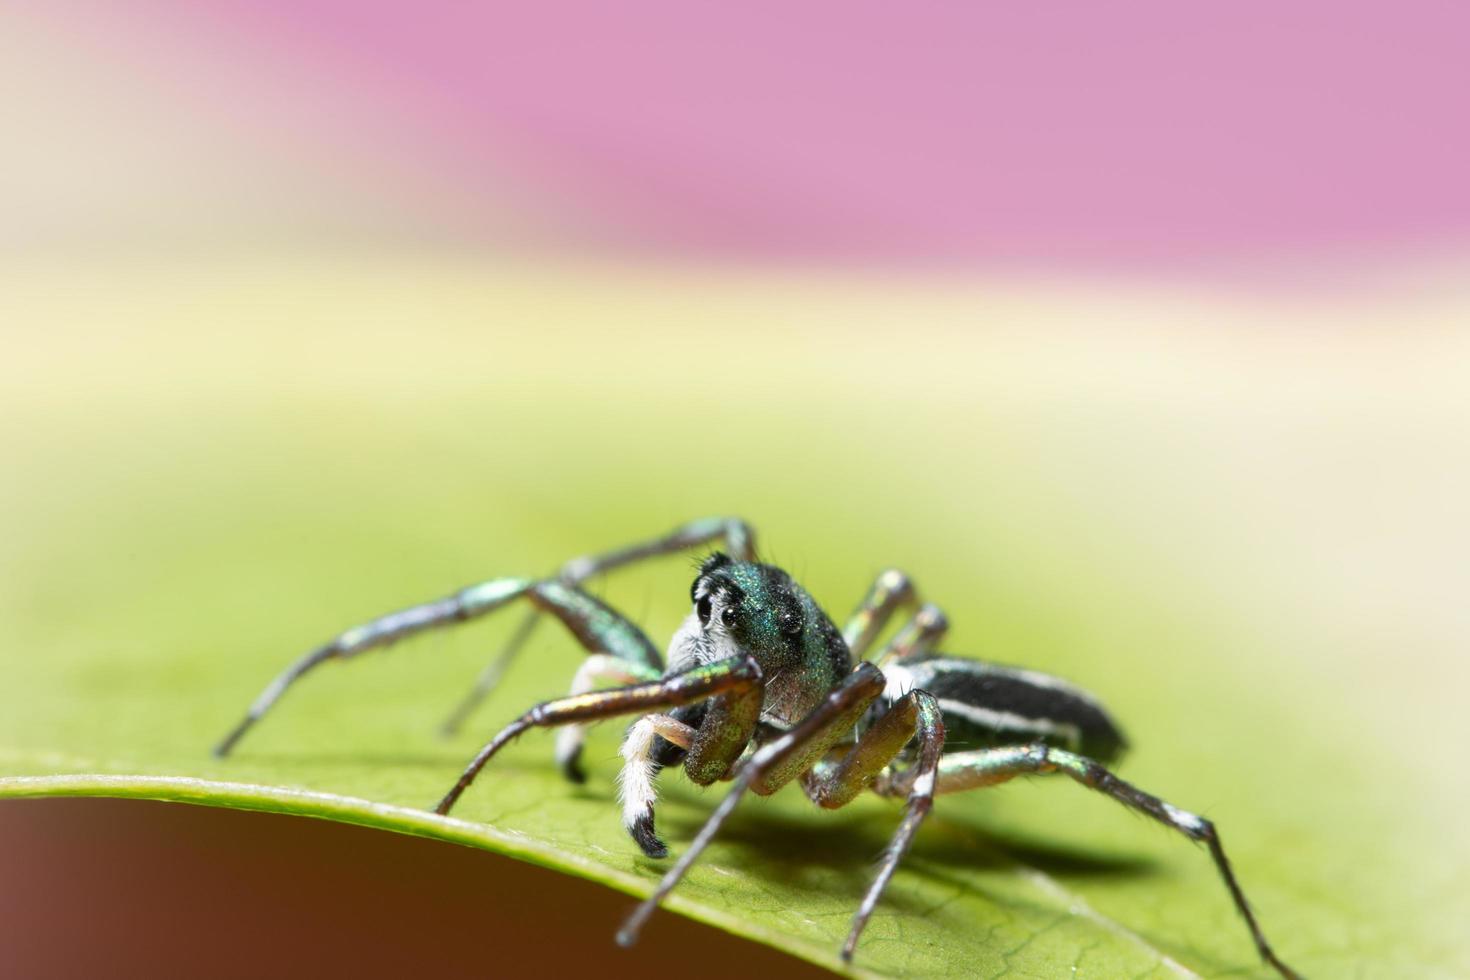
top-left (215, 517), bottom-right (1299, 977)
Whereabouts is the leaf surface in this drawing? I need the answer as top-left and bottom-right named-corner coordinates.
top-left (3, 260), bottom-right (1466, 978)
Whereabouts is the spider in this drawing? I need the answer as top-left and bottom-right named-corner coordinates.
top-left (214, 517), bottom-right (1300, 978)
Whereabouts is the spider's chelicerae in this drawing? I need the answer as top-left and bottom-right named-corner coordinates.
top-left (216, 517), bottom-right (1299, 978)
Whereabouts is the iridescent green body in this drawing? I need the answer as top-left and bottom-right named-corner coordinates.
top-left (681, 556), bottom-right (851, 730)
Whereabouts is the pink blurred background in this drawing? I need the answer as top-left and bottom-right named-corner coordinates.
top-left (9, 2), bottom-right (1470, 271)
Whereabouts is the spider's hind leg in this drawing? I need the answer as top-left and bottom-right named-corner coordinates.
top-left (881, 744), bottom-right (1302, 980)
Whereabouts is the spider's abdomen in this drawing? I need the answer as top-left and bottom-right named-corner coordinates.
top-left (882, 657), bottom-right (1127, 764)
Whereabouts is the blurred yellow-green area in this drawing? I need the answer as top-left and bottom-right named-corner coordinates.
top-left (2, 254), bottom-right (1468, 976)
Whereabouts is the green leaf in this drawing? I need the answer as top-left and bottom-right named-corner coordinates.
top-left (3, 261), bottom-right (1466, 978)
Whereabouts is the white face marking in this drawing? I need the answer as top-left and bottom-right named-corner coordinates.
top-left (664, 612), bottom-right (704, 672)
top-left (665, 600), bottom-right (741, 674)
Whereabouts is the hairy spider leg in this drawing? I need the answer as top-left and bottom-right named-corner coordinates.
top-left (213, 578), bottom-right (662, 758)
top-left (433, 655), bottom-right (763, 816)
top-left (618, 662), bottom-right (945, 960)
top-left (876, 744), bottom-right (1301, 980)
top-left (439, 517), bottom-right (758, 735)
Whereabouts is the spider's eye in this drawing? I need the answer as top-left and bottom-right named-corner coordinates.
top-left (779, 610), bottom-right (802, 636)
top-left (720, 605), bottom-right (738, 629)
top-left (696, 595), bottom-right (712, 627)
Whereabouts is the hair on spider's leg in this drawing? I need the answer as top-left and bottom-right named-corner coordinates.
top-left (433, 655), bottom-right (761, 817)
top-left (617, 713), bottom-right (696, 858)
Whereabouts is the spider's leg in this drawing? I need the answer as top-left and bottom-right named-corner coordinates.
top-left (798, 690), bottom-right (946, 961)
top-left (555, 654), bottom-right (663, 783)
top-left (214, 578), bottom-right (661, 758)
top-left (872, 603), bottom-right (949, 669)
top-left (437, 610), bottom-right (540, 736)
top-left (877, 744), bottom-right (1301, 980)
top-left (617, 662), bottom-right (887, 947)
top-left (439, 516), bottom-right (757, 735)
top-left (619, 681), bottom-right (765, 857)
top-left (842, 570), bottom-right (916, 660)
top-left (434, 655), bottom-right (762, 816)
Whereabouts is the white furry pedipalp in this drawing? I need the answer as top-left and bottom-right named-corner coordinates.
top-left (618, 716), bottom-right (660, 831)
top-left (617, 713), bottom-right (695, 832)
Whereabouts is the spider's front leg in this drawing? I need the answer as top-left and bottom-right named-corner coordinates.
top-left (433, 655), bottom-right (763, 818)
top-left (618, 662), bottom-right (945, 959)
top-left (214, 577), bottom-right (662, 758)
top-left (801, 690), bottom-right (946, 960)
top-left (439, 517), bottom-right (757, 735)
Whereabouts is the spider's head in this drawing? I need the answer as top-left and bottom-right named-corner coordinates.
top-left (666, 552), bottom-right (812, 676)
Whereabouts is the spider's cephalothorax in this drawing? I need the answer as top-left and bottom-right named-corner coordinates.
top-left (214, 517), bottom-right (1301, 979)
top-left (674, 554), bottom-right (850, 724)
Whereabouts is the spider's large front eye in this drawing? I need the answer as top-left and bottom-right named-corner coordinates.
top-left (720, 605), bottom-right (738, 629)
top-left (696, 595), bottom-right (712, 627)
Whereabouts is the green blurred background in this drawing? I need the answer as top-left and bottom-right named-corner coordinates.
top-left (3, 258), bottom-right (1468, 976)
